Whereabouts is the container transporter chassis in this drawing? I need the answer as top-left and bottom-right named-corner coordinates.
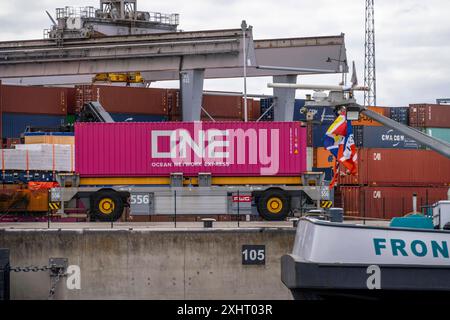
top-left (50, 173), bottom-right (332, 222)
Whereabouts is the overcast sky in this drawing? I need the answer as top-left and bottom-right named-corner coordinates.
top-left (0, 0), bottom-right (449, 106)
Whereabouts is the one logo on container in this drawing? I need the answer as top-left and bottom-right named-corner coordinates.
top-left (151, 122), bottom-right (281, 175)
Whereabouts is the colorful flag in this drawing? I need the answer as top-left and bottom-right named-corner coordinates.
top-left (324, 112), bottom-right (358, 189)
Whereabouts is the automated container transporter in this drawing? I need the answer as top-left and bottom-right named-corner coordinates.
top-left (48, 102), bottom-right (332, 222)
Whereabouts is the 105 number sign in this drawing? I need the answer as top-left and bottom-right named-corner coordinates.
top-left (242, 245), bottom-right (266, 265)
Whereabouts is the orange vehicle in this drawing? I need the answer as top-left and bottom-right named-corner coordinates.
top-left (0, 184), bottom-right (49, 213)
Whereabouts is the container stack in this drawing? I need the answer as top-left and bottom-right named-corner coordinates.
top-left (74, 85), bottom-right (169, 122)
top-left (0, 84), bottom-right (69, 142)
top-left (168, 93), bottom-right (260, 121)
top-left (336, 104), bottom-right (450, 219)
top-left (409, 104), bottom-right (450, 144)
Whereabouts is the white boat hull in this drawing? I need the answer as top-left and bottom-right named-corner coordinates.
top-left (281, 218), bottom-right (450, 300)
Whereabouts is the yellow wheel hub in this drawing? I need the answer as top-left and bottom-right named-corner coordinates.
top-left (267, 197), bottom-right (283, 214)
top-left (99, 198), bottom-right (115, 215)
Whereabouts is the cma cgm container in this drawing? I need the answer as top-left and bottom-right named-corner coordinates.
top-left (353, 126), bottom-right (423, 149)
top-left (338, 148), bottom-right (450, 186)
top-left (76, 122), bottom-right (306, 177)
top-left (293, 103), bottom-right (335, 123)
top-left (53, 121), bottom-right (331, 222)
top-left (409, 104), bottom-right (450, 128)
top-left (337, 186), bottom-right (449, 219)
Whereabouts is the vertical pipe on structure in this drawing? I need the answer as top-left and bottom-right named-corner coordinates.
top-left (241, 20), bottom-right (248, 122)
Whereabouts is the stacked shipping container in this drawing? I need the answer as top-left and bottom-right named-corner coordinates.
top-left (1, 84), bottom-right (69, 140)
top-left (75, 85), bottom-right (261, 122)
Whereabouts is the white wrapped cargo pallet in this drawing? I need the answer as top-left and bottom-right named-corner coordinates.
top-left (1, 144), bottom-right (74, 172)
top-left (0, 149), bottom-right (27, 170)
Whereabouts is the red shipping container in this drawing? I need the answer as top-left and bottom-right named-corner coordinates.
top-left (75, 121), bottom-right (307, 177)
top-left (202, 95), bottom-right (243, 119)
top-left (75, 85), bottom-right (168, 115)
top-left (2, 85), bottom-right (68, 115)
top-left (66, 87), bottom-right (77, 115)
top-left (338, 186), bottom-right (449, 219)
top-left (409, 104), bottom-right (450, 128)
top-left (338, 148), bottom-right (450, 186)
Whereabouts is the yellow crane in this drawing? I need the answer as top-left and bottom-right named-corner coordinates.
top-left (93, 72), bottom-right (145, 85)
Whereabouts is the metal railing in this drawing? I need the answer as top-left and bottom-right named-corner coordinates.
top-left (55, 7), bottom-right (96, 19)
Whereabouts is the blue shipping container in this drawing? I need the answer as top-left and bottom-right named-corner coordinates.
top-left (354, 125), bottom-right (423, 149)
top-left (294, 104), bottom-right (336, 123)
top-left (260, 98), bottom-right (308, 121)
top-left (110, 113), bottom-right (168, 122)
top-left (312, 167), bottom-right (334, 181)
top-left (311, 124), bottom-right (330, 147)
top-left (2, 113), bottom-right (66, 139)
top-left (389, 107), bottom-right (409, 125)
top-left (260, 98), bottom-right (274, 121)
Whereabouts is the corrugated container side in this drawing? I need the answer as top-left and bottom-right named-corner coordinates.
top-left (311, 124), bottom-right (329, 147)
top-left (353, 125), bottom-right (423, 149)
top-left (167, 89), bottom-right (180, 121)
top-left (424, 127), bottom-right (450, 144)
top-left (351, 106), bottom-right (390, 126)
top-left (202, 95), bottom-right (243, 118)
top-left (2, 113), bottom-right (66, 139)
top-left (247, 99), bottom-right (261, 121)
top-left (409, 104), bottom-right (450, 128)
top-left (260, 98), bottom-right (274, 121)
top-left (313, 147), bottom-right (335, 168)
top-left (110, 113), bottom-right (168, 122)
top-left (389, 107), bottom-right (409, 125)
top-left (294, 103), bottom-right (336, 123)
top-left (338, 186), bottom-right (449, 219)
top-left (75, 122), bottom-right (307, 177)
top-left (338, 148), bottom-right (450, 186)
top-left (66, 87), bottom-right (77, 114)
top-left (2, 85), bottom-right (68, 115)
top-left (75, 85), bottom-right (168, 115)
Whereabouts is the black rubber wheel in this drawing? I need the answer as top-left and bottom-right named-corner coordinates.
top-left (257, 189), bottom-right (290, 221)
top-left (90, 190), bottom-right (124, 222)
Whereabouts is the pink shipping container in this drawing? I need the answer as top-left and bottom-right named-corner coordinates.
top-left (338, 148), bottom-right (450, 186)
top-left (337, 186), bottom-right (449, 220)
top-left (75, 122), bottom-right (307, 177)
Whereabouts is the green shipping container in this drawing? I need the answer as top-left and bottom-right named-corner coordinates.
top-left (424, 128), bottom-right (450, 144)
